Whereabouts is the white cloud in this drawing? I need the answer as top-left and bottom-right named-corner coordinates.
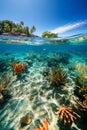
top-left (51, 21), bottom-right (87, 34)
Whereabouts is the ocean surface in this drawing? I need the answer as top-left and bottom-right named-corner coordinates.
top-left (0, 35), bottom-right (87, 130)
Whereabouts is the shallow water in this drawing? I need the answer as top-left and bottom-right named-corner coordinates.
top-left (0, 36), bottom-right (87, 130)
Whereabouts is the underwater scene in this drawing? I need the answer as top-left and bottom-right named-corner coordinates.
top-left (0, 35), bottom-right (87, 130)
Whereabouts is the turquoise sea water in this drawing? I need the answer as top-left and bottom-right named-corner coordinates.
top-left (0, 35), bottom-right (87, 130)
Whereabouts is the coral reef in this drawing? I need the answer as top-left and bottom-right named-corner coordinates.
top-left (11, 62), bottom-right (28, 75)
top-left (75, 62), bottom-right (87, 76)
top-left (0, 58), bottom-right (9, 72)
top-left (49, 67), bottom-right (67, 86)
top-left (78, 87), bottom-right (87, 96)
top-left (0, 73), bottom-right (11, 94)
top-left (76, 94), bottom-right (87, 111)
top-left (74, 76), bottom-right (87, 99)
top-left (42, 68), bottom-right (50, 77)
top-left (0, 37), bottom-right (87, 130)
top-left (0, 73), bottom-right (11, 104)
top-left (0, 93), bottom-right (3, 102)
top-left (55, 106), bottom-right (80, 124)
top-left (20, 112), bottom-right (34, 127)
top-left (75, 75), bottom-right (87, 87)
top-left (47, 53), bottom-right (70, 67)
top-left (25, 51), bottom-right (37, 61)
top-left (35, 118), bottom-right (49, 130)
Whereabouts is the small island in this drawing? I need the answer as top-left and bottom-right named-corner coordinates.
top-left (42, 31), bottom-right (58, 38)
top-left (0, 20), bottom-right (36, 37)
top-left (0, 20), bottom-right (59, 39)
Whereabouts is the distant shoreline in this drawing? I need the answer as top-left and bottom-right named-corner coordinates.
top-left (0, 33), bottom-right (39, 38)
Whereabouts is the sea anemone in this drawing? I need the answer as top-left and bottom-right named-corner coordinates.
top-left (55, 106), bottom-right (80, 124)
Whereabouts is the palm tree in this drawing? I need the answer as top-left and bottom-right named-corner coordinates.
top-left (30, 26), bottom-right (36, 35)
top-left (20, 21), bottom-right (24, 26)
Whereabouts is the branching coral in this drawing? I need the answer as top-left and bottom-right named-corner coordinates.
top-left (75, 76), bottom-right (87, 87)
top-left (49, 68), bottom-right (67, 86)
top-left (75, 62), bottom-right (87, 76)
top-left (35, 118), bottom-right (49, 130)
top-left (76, 94), bottom-right (87, 111)
top-left (78, 87), bottom-right (87, 96)
top-left (55, 106), bottom-right (80, 124)
top-left (74, 76), bottom-right (87, 99)
top-left (74, 63), bottom-right (87, 97)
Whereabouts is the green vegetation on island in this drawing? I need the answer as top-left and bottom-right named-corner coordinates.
top-left (42, 31), bottom-right (58, 38)
top-left (0, 20), bottom-right (36, 37)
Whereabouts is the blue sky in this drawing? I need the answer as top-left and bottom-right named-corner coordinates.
top-left (0, 0), bottom-right (87, 36)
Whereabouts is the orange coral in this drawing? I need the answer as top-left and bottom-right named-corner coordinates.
top-left (55, 106), bottom-right (80, 124)
top-left (35, 119), bottom-right (48, 130)
top-left (11, 63), bottom-right (27, 74)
